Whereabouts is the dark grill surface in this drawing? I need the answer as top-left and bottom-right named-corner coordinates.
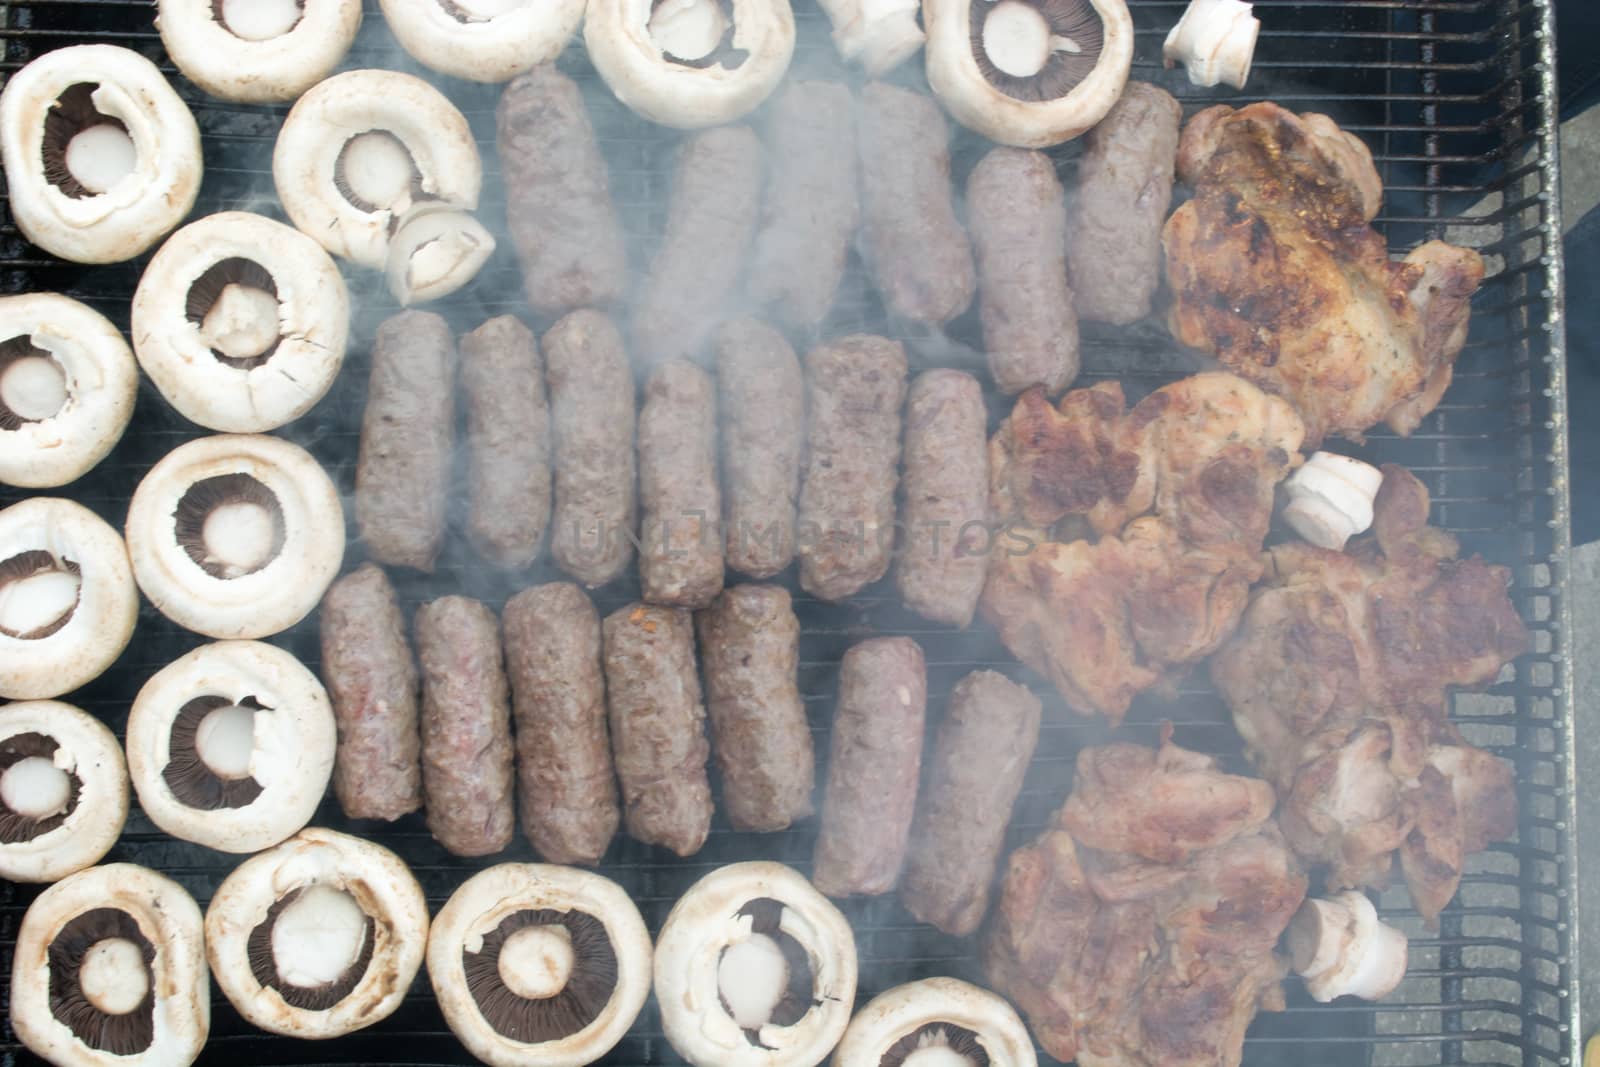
top-left (0, 1), bottom-right (1576, 1065)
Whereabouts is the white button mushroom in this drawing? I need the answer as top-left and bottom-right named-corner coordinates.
top-left (205, 828), bottom-right (429, 1038)
top-left (0, 497), bottom-right (138, 701)
top-left (1162, 0), bottom-right (1260, 90)
top-left (124, 433), bottom-right (344, 639)
top-left (585, 0), bottom-right (796, 128)
top-left (0, 46), bottom-right (202, 264)
top-left (378, 0), bottom-right (587, 83)
top-left (10, 863), bottom-right (209, 1067)
top-left (1281, 451), bottom-right (1384, 550)
top-left (831, 977), bottom-right (1037, 1067)
top-left (429, 864), bottom-right (653, 1067)
top-left (131, 212), bottom-right (350, 433)
top-left (924, 0), bottom-right (1134, 148)
top-left (0, 293), bottom-right (137, 489)
top-left (272, 70), bottom-right (484, 272)
top-left (0, 700), bottom-right (128, 884)
top-left (385, 204), bottom-right (498, 307)
top-left (1287, 891), bottom-right (1409, 1003)
top-left (812, 0), bottom-right (924, 75)
top-left (655, 861), bottom-right (859, 1067)
top-left (157, 0), bottom-right (362, 104)
top-left (125, 640), bottom-right (336, 854)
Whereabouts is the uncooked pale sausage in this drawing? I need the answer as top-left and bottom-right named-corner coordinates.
top-left (602, 603), bottom-right (713, 857)
top-left (715, 318), bottom-right (803, 580)
top-left (461, 315), bottom-right (550, 569)
top-left (812, 636), bottom-right (927, 897)
top-left (319, 563), bottom-right (421, 822)
top-left (900, 670), bottom-right (1042, 935)
top-left (695, 584), bottom-right (814, 832)
top-left (968, 146), bottom-right (1079, 395)
top-left (355, 310), bottom-right (454, 572)
top-left (415, 596), bottom-right (515, 858)
top-left (638, 359), bottom-right (723, 608)
top-left (502, 582), bottom-right (620, 866)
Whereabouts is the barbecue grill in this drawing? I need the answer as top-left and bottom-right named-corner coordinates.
top-left (0, 1), bottom-right (1577, 1064)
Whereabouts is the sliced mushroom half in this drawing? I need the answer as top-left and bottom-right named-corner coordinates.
top-left (131, 211), bottom-right (350, 433)
top-left (655, 862), bottom-right (858, 1067)
top-left (585, 0), bottom-right (796, 128)
top-left (0, 700), bottom-right (128, 884)
top-left (10, 863), bottom-right (209, 1067)
top-left (206, 827), bottom-right (428, 1037)
top-left (0, 497), bottom-right (138, 700)
top-left (273, 69), bottom-right (483, 271)
top-left (924, 0), bottom-right (1133, 147)
top-left (812, 0), bottom-right (924, 75)
top-left (385, 203), bottom-right (497, 307)
top-left (379, 0), bottom-right (587, 83)
top-left (0, 45), bottom-right (202, 264)
top-left (157, 0), bottom-right (363, 103)
top-left (125, 640), bottom-right (336, 853)
top-left (429, 863), bottom-right (653, 1067)
top-left (125, 433), bottom-right (344, 639)
top-left (831, 978), bottom-right (1036, 1067)
top-left (0, 293), bottom-right (138, 488)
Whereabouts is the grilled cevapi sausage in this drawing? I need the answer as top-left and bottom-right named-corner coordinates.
top-left (355, 310), bottom-right (454, 572)
top-left (897, 369), bottom-right (990, 627)
top-left (695, 584), bottom-right (814, 832)
top-left (602, 603), bottom-right (714, 857)
top-left (968, 147), bottom-right (1079, 395)
top-left (715, 318), bottom-right (803, 580)
top-left (812, 636), bottom-right (927, 897)
top-left (415, 596), bottom-right (515, 858)
top-left (502, 582), bottom-right (620, 866)
top-left (497, 64), bottom-right (628, 316)
top-left (797, 334), bottom-right (908, 602)
top-left (900, 670), bottom-right (1042, 936)
top-left (1067, 82), bottom-right (1183, 325)
top-left (747, 80), bottom-right (859, 331)
top-left (461, 315), bottom-right (551, 569)
top-left (638, 359), bottom-right (723, 608)
top-left (633, 125), bottom-right (764, 365)
top-left (319, 563), bottom-right (421, 822)
top-left (858, 82), bottom-right (976, 325)
top-left (544, 310), bottom-right (637, 588)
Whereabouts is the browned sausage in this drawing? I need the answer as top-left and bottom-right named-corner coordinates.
top-left (319, 563), bottom-right (421, 822)
top-left (638, 359), bottom-right (723, 608)
top-left (415, 596), bottom-right (515, 858)
top-left (695, 584), bottom-right (813, 831)
top-left (968, 147), bottom-right (1079, 395)
top-left (602, 603), bottom-right (713, 856)
top-left (355, 310), bottom-right (454, 572)
top-left (900, 670), bottom-right (1042, 935)
top-left (715, 318), bottom-right (803, 580)
top-left (896, 369), bottom-right (990, 627)
top-left (461, 315), bottom-right (550, 569)
top-left (812, 636), bottom-right (927, 897)
top-left (502, 582), bottom-right (620, 866)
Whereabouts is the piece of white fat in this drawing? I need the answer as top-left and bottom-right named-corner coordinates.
top-left (1281, 451), bottom-right (1384, 551)
top-left (1163, 0), bottom-right (1259, 89)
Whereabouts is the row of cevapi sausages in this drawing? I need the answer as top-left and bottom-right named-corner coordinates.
top-left (323, 566), bottom-right (1041, 937)
top-left (357, 308), bottom-right (992, 626)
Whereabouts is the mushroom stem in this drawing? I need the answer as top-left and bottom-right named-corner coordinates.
top-left (982, 1), bottom-right (1053, 78)
top-left (648, 0), bottom-right (728, 60)
top-left (451, 0), bottom-right (527, 17)
top-left (0, 755), bottom-right (71, 819)
top-left (0, 567), bottom-right (80, 637)
top-left (497, 924), bottom-right (576, 1000)
top-left (1287, 891), bottom-right (1408, 1002)
top-left (219, 0), bottom-right (304, 41)
top-left (201, 500), bottom-right (279, 575)
top-left (271, 885), bottom-right (369, 989)
top-left (1281, 451), bottom-right (1384, 551)
top-left (194, 703), bottom-right (256, 781)
top-left (63, 124), bottom-right (138, 196)
top-left (1, 353), bottom-right (68, 421)
top-left (338, 132), bottom-right (416, 214)
top-left (198, 283), bottom-right (280, 363)
top-left (79, 937), bottom-right (151, 1015)
top-left (716, 932), bottom-right (789, 1030)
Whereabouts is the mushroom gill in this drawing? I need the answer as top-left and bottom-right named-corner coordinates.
top-left (46, 908), bottom-right (157, 1056)
top-left (246, 885), bottom-right (376, 1011)
top-left (463, 908), bottom-right (618, 1041)
top-left (161, 694), bottom-right (267, 809)
top-left (971, 0), bottom-right (1104, 102)
top-left (879, 1023), bottom-right (992, 1067)
top-left (172, 474), bottom-right (287, 580)
top-left (39, 83), bottom-right (136, 200)
top-left (183, 259), bottom-right (283, 369)
top-left (0, 731), bottom-right (79, 842)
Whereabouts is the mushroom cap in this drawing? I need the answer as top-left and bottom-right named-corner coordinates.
top-left (131, 211), bottom-right (350, 433)
top-left (378, 0), bottom-right (587, 83)
top-left (831, 977), bottom-right (1037, 1067)
top-left (0, 700), bottom-right (128, 883)
top-left (124, 433), bottom-right (344, 639)
top-left (125, 640), bottom-right (336, 854)
top-left (0, 496), bottom-right (138, 700)
top-left (11, 863), bottom-right (209, 1067)
top-left (429, 863), bottom-right (653, 1067)
top-left (157, 0), bottom-right (363, 103)
top-left (272, 69), bottom-right (482, 270)
top-left (0, 293), bottom-right (138, 488)
top-left (655, 861), bottom-right (858, 1067)
top-left (205, 827), bottom-right (428, 1037)
top-left (584, 0), bottom-right (796, 128)
top-left (0, 45), bottom-right (202, 264)
top-left (924, 0), bottom-right (1134, 148)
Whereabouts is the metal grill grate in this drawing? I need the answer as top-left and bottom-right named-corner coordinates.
top-left (0, 0), bottom-right (1576, 1064)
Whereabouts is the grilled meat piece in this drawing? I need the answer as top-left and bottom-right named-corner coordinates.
top-left (638, 359), bottom-right (723, 608)
top-left (460, 315), bottom-right (550, 570)
top-left (715, 318), bottom-right (804, 579)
